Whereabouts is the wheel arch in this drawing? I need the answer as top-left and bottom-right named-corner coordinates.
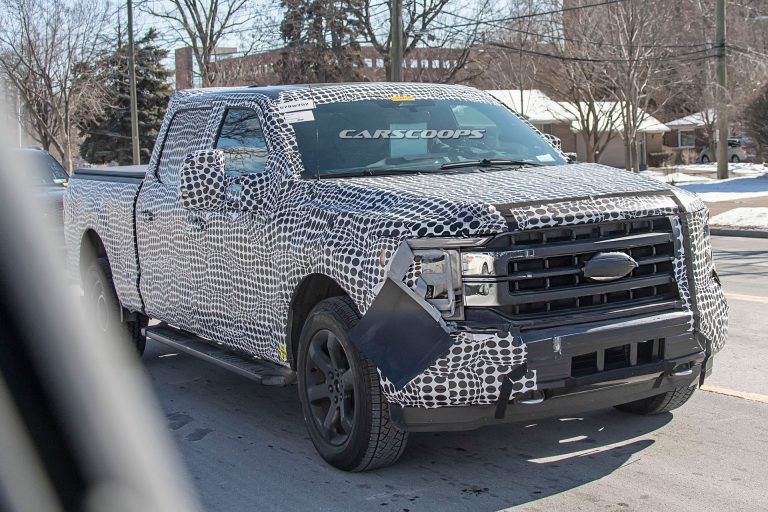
top-left (287, 273), bottom-right (349, 369)
top-left (80, 229), bottom-right (107, 280)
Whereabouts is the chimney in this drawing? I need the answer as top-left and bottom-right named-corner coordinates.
top-left (175, 47), bottom-right (194, 90)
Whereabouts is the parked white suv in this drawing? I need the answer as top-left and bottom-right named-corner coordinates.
top-left (700, 137), bottom-right (757, 163)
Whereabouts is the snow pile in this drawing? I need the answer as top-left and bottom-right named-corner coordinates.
top-left (710, 207), bottom-right (768, 229)
top-left (640, 170), bottom-right (712, 183)
top-left (677, 174), bottom-right (768, 202)
top-left (667, 162), bottom-right (767, 175)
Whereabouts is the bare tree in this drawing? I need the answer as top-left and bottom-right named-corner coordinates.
top-left (0, 0), bottom-right (111, 170)
top-left (485, 1), bottom-right (620, 163)
top-left (140, 0), bottom-right (274, 87)
top-left (351, 0), bottom-right (490, 82)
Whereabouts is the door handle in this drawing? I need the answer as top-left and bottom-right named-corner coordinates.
top-left (140, 210), bottom-right (155, 222)
top-left (187, 217), bottom-right (206, 233)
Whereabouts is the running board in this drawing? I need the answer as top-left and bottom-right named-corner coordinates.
top-left (143, 324), bottom-right (296, 386)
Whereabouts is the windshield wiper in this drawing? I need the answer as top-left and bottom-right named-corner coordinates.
top-left (440, 159), bottom-right (541, 170)
top-left (318, 168), bottom-right (431, 179)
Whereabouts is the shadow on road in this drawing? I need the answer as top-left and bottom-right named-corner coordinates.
top-left (144, 342), bottom-right (673, 512)
top-left (712, 247), bottom-right (768, 278)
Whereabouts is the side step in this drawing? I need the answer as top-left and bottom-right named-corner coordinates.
top-left (143, 324), bottom-right (296, 386)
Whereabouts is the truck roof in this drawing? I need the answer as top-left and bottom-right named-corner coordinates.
top-left (173, 82), bottom-right (479, 102)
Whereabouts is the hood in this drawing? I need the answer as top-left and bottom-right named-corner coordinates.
top-left (315, 163), bottom-right (682, 239)
top-left (328, 163), bottom-right (672, 209)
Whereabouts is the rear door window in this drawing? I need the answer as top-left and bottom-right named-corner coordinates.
top-left (156, 108), bottom-right (211, 184)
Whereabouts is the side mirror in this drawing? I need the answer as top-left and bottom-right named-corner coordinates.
top-left (179, 149), bottom-right (226, 210)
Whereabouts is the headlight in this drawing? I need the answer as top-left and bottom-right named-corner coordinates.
top-left (411, 249), bottom-right (461, 316)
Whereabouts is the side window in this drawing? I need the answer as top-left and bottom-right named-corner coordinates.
top-left (157, 108), bottom-right (211, 184)
top-left (215, 108), bottom-right (269, 177)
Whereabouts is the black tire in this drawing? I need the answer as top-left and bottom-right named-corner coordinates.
top-left (701, 155), bottom-right (710, 163)
top-left (614, 385), bottom-right (696, 415)
top-left (731, 155), bottom-right (740, 163)
top-left (84, 258), bottom-right (147, 355)
top-left (297, 296), bottom-right (408, 471)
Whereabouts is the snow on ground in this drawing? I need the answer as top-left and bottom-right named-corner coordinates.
top-left (667, 162), bottom-right (767, 175)
top-left (676, 173), bottom-right (768, 202)
top-left (640, 170), bottom-right (713, 183)
top-left (710, 207), bottom-right (768, 229)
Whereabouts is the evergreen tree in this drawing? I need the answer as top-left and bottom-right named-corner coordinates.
top-left (80, 29), bottom-right (173, 165)
top-left (274, 0), bottom-right (366, 84)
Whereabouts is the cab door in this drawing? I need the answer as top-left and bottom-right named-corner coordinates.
top-left (188, 106), bottom-right (277, 355)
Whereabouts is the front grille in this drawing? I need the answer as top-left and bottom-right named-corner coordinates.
top-left (571, 339), bottom-right (664, 378)
top-left (464, 217), bottom-right (680, 323)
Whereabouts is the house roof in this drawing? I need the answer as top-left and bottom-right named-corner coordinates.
top-left (665, 109), bottom-right (715, 129)
top-left (559, 101), bottom-right (670, 134)
top-left (486, 89), bottom-right (577, 124)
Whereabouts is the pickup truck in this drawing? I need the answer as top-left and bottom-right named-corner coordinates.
top-left (64, 83), bottom-right (728, 471)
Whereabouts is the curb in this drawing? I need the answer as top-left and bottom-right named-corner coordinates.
top-left (710, 227), bottom-right (768, 239)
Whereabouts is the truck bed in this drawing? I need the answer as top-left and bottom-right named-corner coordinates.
top-left (64, 166), bottom-right (146, 311)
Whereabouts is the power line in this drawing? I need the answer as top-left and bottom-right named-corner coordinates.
top-left (435, 0), bottom-right (628, 31)
top-left (436, 11), bottom-right (709, 51)
top-left (484, 40), bottom-right (718, 64)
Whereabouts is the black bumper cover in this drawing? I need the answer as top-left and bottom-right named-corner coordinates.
top-left (390, 309), bottom-right (708, 432)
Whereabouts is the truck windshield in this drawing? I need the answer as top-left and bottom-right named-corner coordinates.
top-left (289, 98), bottom-right (566, 178)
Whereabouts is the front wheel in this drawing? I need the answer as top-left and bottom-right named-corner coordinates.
top-left (614, 385), bottom-right (696, 415)
top-left (297, 296), bottom-right (408, 471)
top-left (731, 155), bottom-right (740, 163)
top-left (84, 258), bottom-right (147, 355)
top-left (701, 155), bottom-right (710, 163)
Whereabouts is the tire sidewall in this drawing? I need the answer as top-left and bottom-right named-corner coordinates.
top-left (85, 261), bottom-right (119, 335)
top-left (297, 300), bottom-right (374, 469)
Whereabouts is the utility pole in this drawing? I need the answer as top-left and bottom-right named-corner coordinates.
top-left (390, 0), bottom-right (403, 81)
top-left (716, 0), bottom-right (728, 179)
top-left (127, 0), bottom-right (141, 165)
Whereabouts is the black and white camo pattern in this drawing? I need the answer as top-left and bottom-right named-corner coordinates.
top-left (180, 149), bottom-right (226, 210)
top-left (64, 83), bottom-right (728, 410)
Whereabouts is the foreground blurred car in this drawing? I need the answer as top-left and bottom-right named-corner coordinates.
top-left (699, 137), bottom-right (756, 163)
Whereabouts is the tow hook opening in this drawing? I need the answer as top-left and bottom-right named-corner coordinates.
top-left (670, 363), bottom-right (694, 377)
top-left (517, 390), bottom-right (546, 405)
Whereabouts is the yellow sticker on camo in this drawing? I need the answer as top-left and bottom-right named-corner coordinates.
top-left (389, 95), bottom-right (415, 102)
top-left (279, 342), bottom-right (288, 362)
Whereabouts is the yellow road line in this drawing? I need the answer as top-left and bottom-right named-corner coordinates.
top-left (725, 293), bottom-right (768, 304)
top-left (700, 384), bottom-right (768, 404)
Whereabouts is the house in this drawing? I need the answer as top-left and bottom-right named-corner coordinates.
top-left (561, 101), bottom-right (670, 169)
top-left (486, 89), bottom-right (579, 153)
top-left (664, 110), bottom-right (715, 152)
top-left (486, 89), bottom-right (669, 169)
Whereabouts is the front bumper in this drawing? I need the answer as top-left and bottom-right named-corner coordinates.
top-left (380, 308), bottom-right (709, 428)
top-left (391, 358), bottom-right (703, 432)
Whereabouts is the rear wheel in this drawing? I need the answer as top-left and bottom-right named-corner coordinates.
top-left (731, 155), bottom-right (740, 163)
top-left (297, 296), bottom-right (408, 471)
top-left (701, 155), bottom-right (710, 163)
top-left (84, 258), bottom-right (147, 355)
top-left (614, 385), bottom-right (696, 415)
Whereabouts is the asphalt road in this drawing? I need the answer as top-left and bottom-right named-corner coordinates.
top-left (142, 235), bottom-right (768, 512)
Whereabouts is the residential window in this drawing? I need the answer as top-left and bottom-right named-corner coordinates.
top-left (364, 58), bottom-right (373, 67)
top-left (678, 129), bottom-right (696, 148)
top-left (421, 59), bottom-right (429, 68)
top-left (432, 59), bottom-right (440, 68)
top-left (376, 58), bottom-right (384, 67)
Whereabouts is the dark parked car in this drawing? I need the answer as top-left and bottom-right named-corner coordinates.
top-left (13, 147), bottom-right (69, 249)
